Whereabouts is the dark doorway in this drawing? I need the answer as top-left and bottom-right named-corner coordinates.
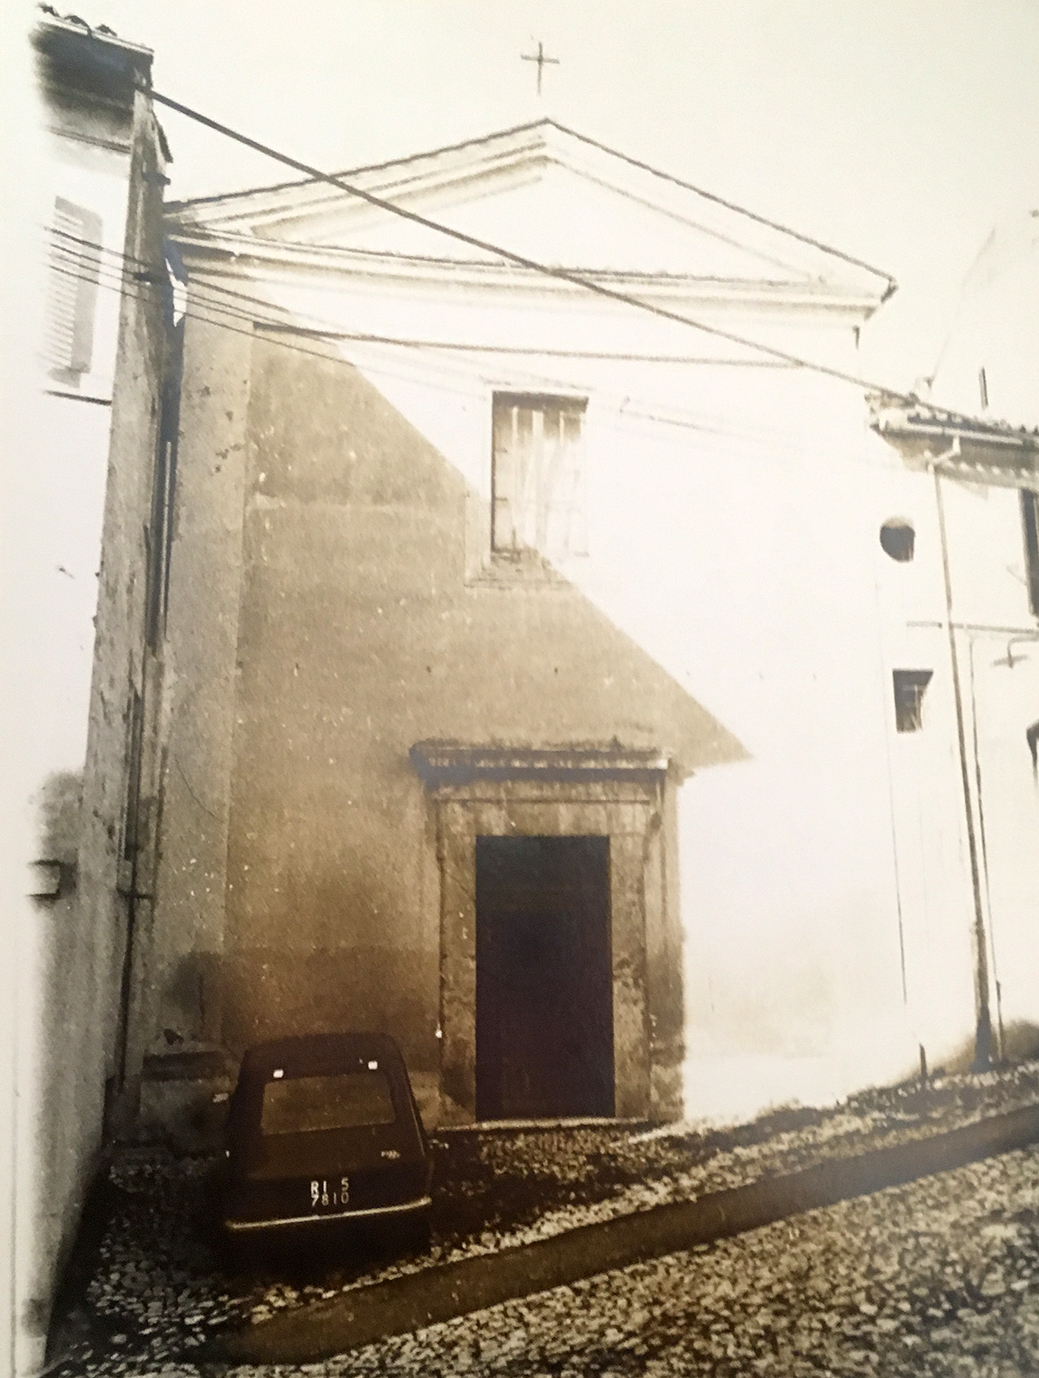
top-left (475, 835), bottom-right (613, 1120)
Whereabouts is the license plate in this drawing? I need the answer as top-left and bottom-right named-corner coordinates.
top-left (309, 1176), bottom-right (350, 1210)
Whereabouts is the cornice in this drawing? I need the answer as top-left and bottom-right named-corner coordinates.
top-left (410, 742), bottom-right (671, 786)
top-left (168, 120), bottom-right (893, 296)
top-left (167, 230), bottom-right (884, 319)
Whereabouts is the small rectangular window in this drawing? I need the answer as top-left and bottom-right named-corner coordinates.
top-left (492, 393), bottom-right (587, 560)
top-left (46, 197), bottom-right (102, 380)
top-left (1020, 489), bottom-right (1039, 617)
top-left (893, 669), bottom-right (933, 733)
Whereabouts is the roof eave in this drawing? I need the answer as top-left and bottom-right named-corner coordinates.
top-left (870, 399), bottom-right (1039, 487)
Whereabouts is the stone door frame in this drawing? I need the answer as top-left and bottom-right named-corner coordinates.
top-left (410, 743), bottom-right (682, 1125)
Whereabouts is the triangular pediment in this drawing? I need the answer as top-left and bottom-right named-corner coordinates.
top-left (170, 121), bottom-right (893, 301)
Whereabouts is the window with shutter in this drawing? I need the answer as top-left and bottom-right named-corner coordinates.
top-left (45, 197), bottom-right (102, 382)
top-left (491, 393), bottom-right (588, 561)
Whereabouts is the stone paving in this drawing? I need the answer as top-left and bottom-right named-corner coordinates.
top-left (303, 1144), bottom-right (1039, 1377)
top-left (48, 1063), bottom-right (1039, 1376)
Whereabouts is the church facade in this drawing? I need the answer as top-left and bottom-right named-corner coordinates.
top-left (135, 121), bottom-right (1038, 1132)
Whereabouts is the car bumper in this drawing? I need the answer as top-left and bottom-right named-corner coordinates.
top-left (224, 1194), bottom-right (433, 1233)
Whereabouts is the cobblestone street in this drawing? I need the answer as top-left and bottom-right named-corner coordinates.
top-left (320, 1144), bottom-right (1039, 1378)
top-left (50, 1067), bottom-right (1039, 1376)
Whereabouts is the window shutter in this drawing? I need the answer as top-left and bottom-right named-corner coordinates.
top-left (492, 399), bottom-right (520, 552)
top-left (544, 405), bottom-right (587, 557)
top-left (492, 394), bottom-right (587, 559)
top-left (46, 198), bottom-right (102, 379)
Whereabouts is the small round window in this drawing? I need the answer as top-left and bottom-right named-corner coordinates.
top-left (880, 519), bottom-right (915, 562)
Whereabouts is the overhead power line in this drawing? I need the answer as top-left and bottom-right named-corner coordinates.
top-left (141, 82), bottom-right (917, 405)
top-left (39, 256), bottom-right (772, 441)
top-left (57, 228), bottom-right (1012, 476)
top-left (44, 253), bottom-right (910, 476)
top-left (48, 225), bottom-right (795, 367)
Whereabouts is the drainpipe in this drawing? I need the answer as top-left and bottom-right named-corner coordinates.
top-left (931, 454), bottom-right (992, 1070)
top-left (966, 633), bottom-right (1003, 1064)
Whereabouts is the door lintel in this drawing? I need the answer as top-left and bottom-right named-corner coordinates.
top-left (410, 740), bottom-right (671, 788)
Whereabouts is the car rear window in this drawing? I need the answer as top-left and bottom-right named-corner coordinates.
top-left (260, 1070), bottom-right (396, 1135)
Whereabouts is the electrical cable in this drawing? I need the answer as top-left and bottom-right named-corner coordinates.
top-left (42, 241), bottom-right (974, 477)
top-left (174, 113), bottom-right (894, 284)
top-left (45, 255), bottom-right (907, 470)
top-left (43, 237), bottom-right (805, 422)
top-left (59, 222), bottom-right (1021, 447)
top-left (59, 210), bottom-right (1021, 473)
top-left (48, 225), bottom-right (797, 367)
top-left (538, 121), bottom-right (896, 286)
top-left (59, 224), bottom-right (1034, 477)
top-left (140, 81), bottom-right (917, 404)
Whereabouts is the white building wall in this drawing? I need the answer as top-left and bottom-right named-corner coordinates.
top-left (13, 141), bottom-right (131, 1378)
top-left (868, 461), bottom-right (1039, 1076)
top-left (871, 212), bottom-right (1039, 1073)
top-left (23, 88), bottom-right (131, 790)
top-left (168, 155), bottom-right (1038, 1127)
top-left (6, 21), bottom-right (159, 1370)
top-left (353, 326), bottom-right (1036, 1116)
top-left (188, 256), bottom-right (929, 1119)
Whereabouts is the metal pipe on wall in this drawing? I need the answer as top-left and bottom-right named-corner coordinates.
top-left (930, 454), bottom-right (992, 1070)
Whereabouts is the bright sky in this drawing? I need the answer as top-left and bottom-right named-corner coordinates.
top-left (13, 0), bottom-right (1039, 387)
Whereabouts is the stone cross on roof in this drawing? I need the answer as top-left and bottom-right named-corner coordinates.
top-left (521, 40), bottom-right (559, 96)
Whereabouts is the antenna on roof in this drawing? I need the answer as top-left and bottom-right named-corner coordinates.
top-left (521, 39), bottom-right (559, 97)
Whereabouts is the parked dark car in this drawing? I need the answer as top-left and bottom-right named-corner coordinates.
top-left (218, 1032), bottom-right (433, 1259)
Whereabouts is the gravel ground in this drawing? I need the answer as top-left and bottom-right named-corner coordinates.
top-left (48, 1062), bottom-right (1039, 1376)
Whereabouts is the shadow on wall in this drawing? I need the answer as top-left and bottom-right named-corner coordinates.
top-left (204, 335), bottom-right (750, 1068)
top-left (161, 952), bottom-right (225, 1047)
top-left (239, 334), bottom-right (749, 775)
top-left (34, 772), bottom-right (86, 1107)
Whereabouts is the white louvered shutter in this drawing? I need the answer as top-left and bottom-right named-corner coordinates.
top-left (45, 198), bottom-right (102, 379)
